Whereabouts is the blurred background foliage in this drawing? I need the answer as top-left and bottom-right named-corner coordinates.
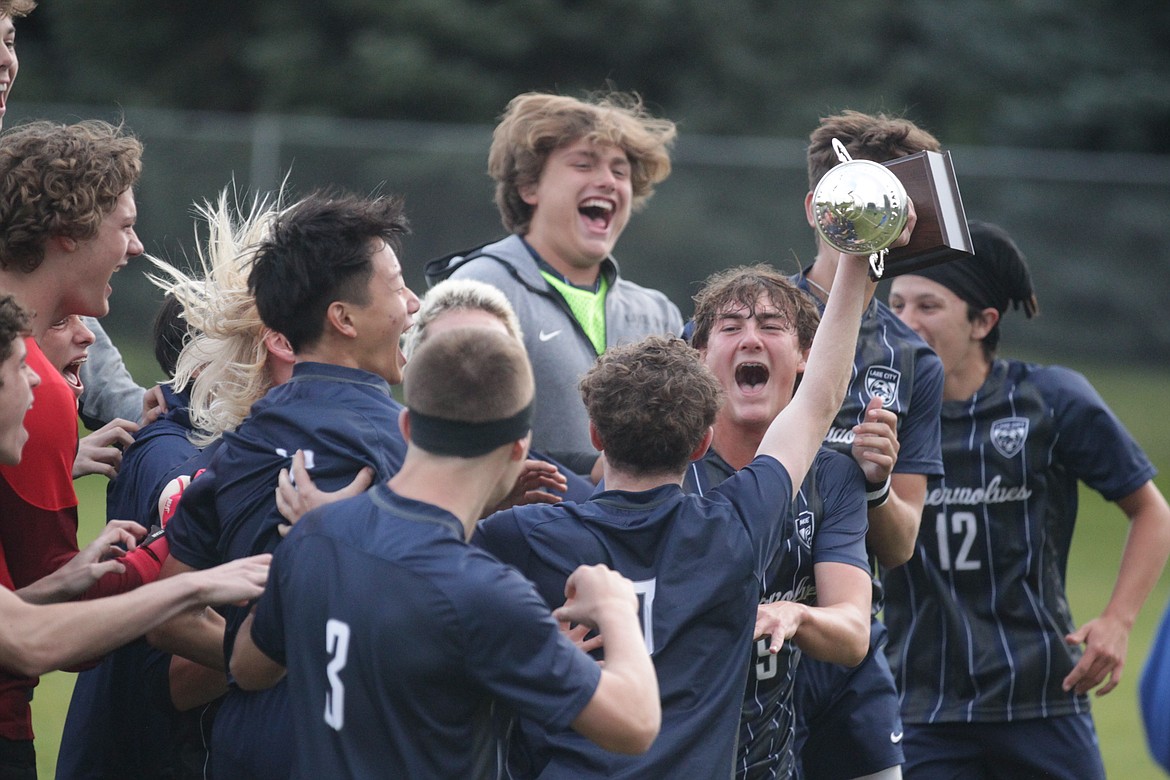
top-left (10, 0), bottom-right (1170, 367)
top-left (10, 2), bottom-right (1170, 777)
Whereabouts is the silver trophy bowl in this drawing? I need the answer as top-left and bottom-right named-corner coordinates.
top-left (812, 158), bottom-right (910, 257)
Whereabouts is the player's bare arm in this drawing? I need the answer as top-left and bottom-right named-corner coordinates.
top-left (849, 395), bottom-right (925, 568)
top-left (755, 561), bottom-right (871, 666)
top-left (231, 609), bottom-right (287, 691)
top-left (147, 555), bottom-right (232, 671)
top-left (1063, 481), bottom-right (1170, 696)
top-left (558, 563), bottom-right (661, 755)
top-left (0, 555), bottom-right (269, 678)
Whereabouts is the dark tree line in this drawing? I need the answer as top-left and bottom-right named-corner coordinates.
top-left (16, 0), bottom-right (1170, 153)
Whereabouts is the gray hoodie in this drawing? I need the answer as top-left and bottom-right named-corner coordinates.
top-left (426, 235), bottom-right (683, 476)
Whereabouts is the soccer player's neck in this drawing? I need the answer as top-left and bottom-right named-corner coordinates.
top-left (943, 353), bottom-right (993, 403)
top-left (601, 463), bottom-right (687, 493)
top-left (0, 269), bottom-right (58, 341)
top-left (711, 421), bottom-right (764, 472)
top-left (389, 454), bottom-right (510, 539)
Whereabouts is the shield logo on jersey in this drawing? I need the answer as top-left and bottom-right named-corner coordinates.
top-left (990, 417), bottom-right (1029, 459)
top-left (795, 510), bottom-right (815, 547)
top-left (864, 366), bottom-right (901, 408)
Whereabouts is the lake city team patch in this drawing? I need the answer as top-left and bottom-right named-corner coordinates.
top-left (864, 366), bottom-right (901, 408)
top-left (796, 510), bottom-right (815, 547)
top-left (990, 417), bottom-right (1029, 459)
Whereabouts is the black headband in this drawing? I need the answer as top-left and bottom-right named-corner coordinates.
top-left (913, 221), bottom-right (1037, 318)
top-left (408, 402), bottom-right (534, 458)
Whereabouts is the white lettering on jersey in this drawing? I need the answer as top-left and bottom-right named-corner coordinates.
top-left (324, 619), bottom-right (351, 731)
top-left (824, 426), bottom-right (856, 445)
top-left (924, 475), bottom-right (1033, 507)
top-left (631, 578), bottom-right (657, 654)
top-left (760, 576), bottom-right (817, 606)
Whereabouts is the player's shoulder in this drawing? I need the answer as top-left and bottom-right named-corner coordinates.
top-left (1003, 359), bottom-right (1099, 405)
top-left (812, 446), bottom-right (860, 477)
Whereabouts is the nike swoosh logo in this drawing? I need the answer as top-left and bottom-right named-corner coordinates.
top-left (890, 731), bottom-right (904, 744)
top-left (539, 329), bottom-right (563, 342)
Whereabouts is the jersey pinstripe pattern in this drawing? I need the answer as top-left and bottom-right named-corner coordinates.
top-left (685, 447), bottom-right (868, 779)
top-left (883, 360), bottom-right (1156, 724)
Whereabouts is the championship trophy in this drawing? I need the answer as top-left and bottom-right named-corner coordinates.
top-left (812, 139), bottom-right (973, 279)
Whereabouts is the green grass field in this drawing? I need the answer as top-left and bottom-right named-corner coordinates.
top-left (26, 358), bottom-right (1170, 779)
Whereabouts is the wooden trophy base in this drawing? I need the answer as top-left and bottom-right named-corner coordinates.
top-left (880, 150), bottom-right (973, 276)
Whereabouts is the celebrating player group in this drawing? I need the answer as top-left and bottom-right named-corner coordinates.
top-left (3, 2), bottom-right (1170, 776)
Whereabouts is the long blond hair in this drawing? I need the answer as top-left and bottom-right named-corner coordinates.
top-left (148, 187), bottom-right (288, 445)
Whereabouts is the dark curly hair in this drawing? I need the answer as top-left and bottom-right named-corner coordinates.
top-left (580, 335), bottom-right (722, 476)
top-left (0, 295), bottom-right (31, 377)
top-left (0, 120), bottom-right (143, 273)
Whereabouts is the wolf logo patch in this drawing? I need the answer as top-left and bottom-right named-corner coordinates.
top-left (795, 510), bottom-right (815, 547)
top-left (990, 417), bottom-right (1029, 459)
top-left (864, 366), bottom-right (901, 408)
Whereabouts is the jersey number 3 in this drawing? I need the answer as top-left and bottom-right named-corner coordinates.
top-left (324, 618), bottom-right (351, 731)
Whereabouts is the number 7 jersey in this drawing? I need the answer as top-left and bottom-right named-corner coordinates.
top-left (882, 359), bottom-right (1156, 724)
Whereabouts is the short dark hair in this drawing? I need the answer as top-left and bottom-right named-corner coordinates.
top-left (0, 120), bottom-right (143, 273)
top-left (690, 264), bottom-right (821, 353)
top-left (152, 293), bottom-right (189, 378)
top-left (0, 295), bottom-right (31, 380)
top-left (403, 328), bottom-right (534, 458)
top-left (248, 190), bottom-right (409, 352)
top-left (580, 335), bottom-right (722, 476)
top-left (807, 110), bottom-right (940, 191)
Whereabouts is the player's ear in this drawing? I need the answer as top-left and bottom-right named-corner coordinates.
top-left (509, 433), bottom-right (531, 463)
top-left (588, 421), bottom-right (605, 454)
top-left (325, 300), bottom-right (357, 339)
top-left (803, 191), bottom-right (816, 228)
top-left (689, 426), bottom-right (715, 462)
top-left (971, 307), bottom-right (1000, 341)
top-left (263, 329), bottom-right (294, 364)
top-left (51, 235), bottom-right (80, 254)
top-left (398, 408), bottom-right (411, 442)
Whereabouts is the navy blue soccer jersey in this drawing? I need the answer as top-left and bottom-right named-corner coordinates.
top-left (795, 280), bottom-right (944, 481)
top-left (104, 385), bottom-right (199, 527)
top-left (684, 447), bottom-right (869, 779)
top-left (883, 360), bottom-right (1157, 724)
top-left (474, 455), bottom-right (795, 779)
top-left (167, 362), bottom-right (407, 659)
top-left (58, 388), bottom-right (205, 780)
top-left (249, 484), bottom-right (601, 779)
top-left (793, 274), bottom-right (943, 611)
top-left (164, 361), bottom-right (407, 778)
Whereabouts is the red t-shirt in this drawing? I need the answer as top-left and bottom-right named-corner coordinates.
top-left (0, 340), bottom-right (164, 740)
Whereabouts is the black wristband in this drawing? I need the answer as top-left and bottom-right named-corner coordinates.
top-left (865, 476), bottom-right (891, 509)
